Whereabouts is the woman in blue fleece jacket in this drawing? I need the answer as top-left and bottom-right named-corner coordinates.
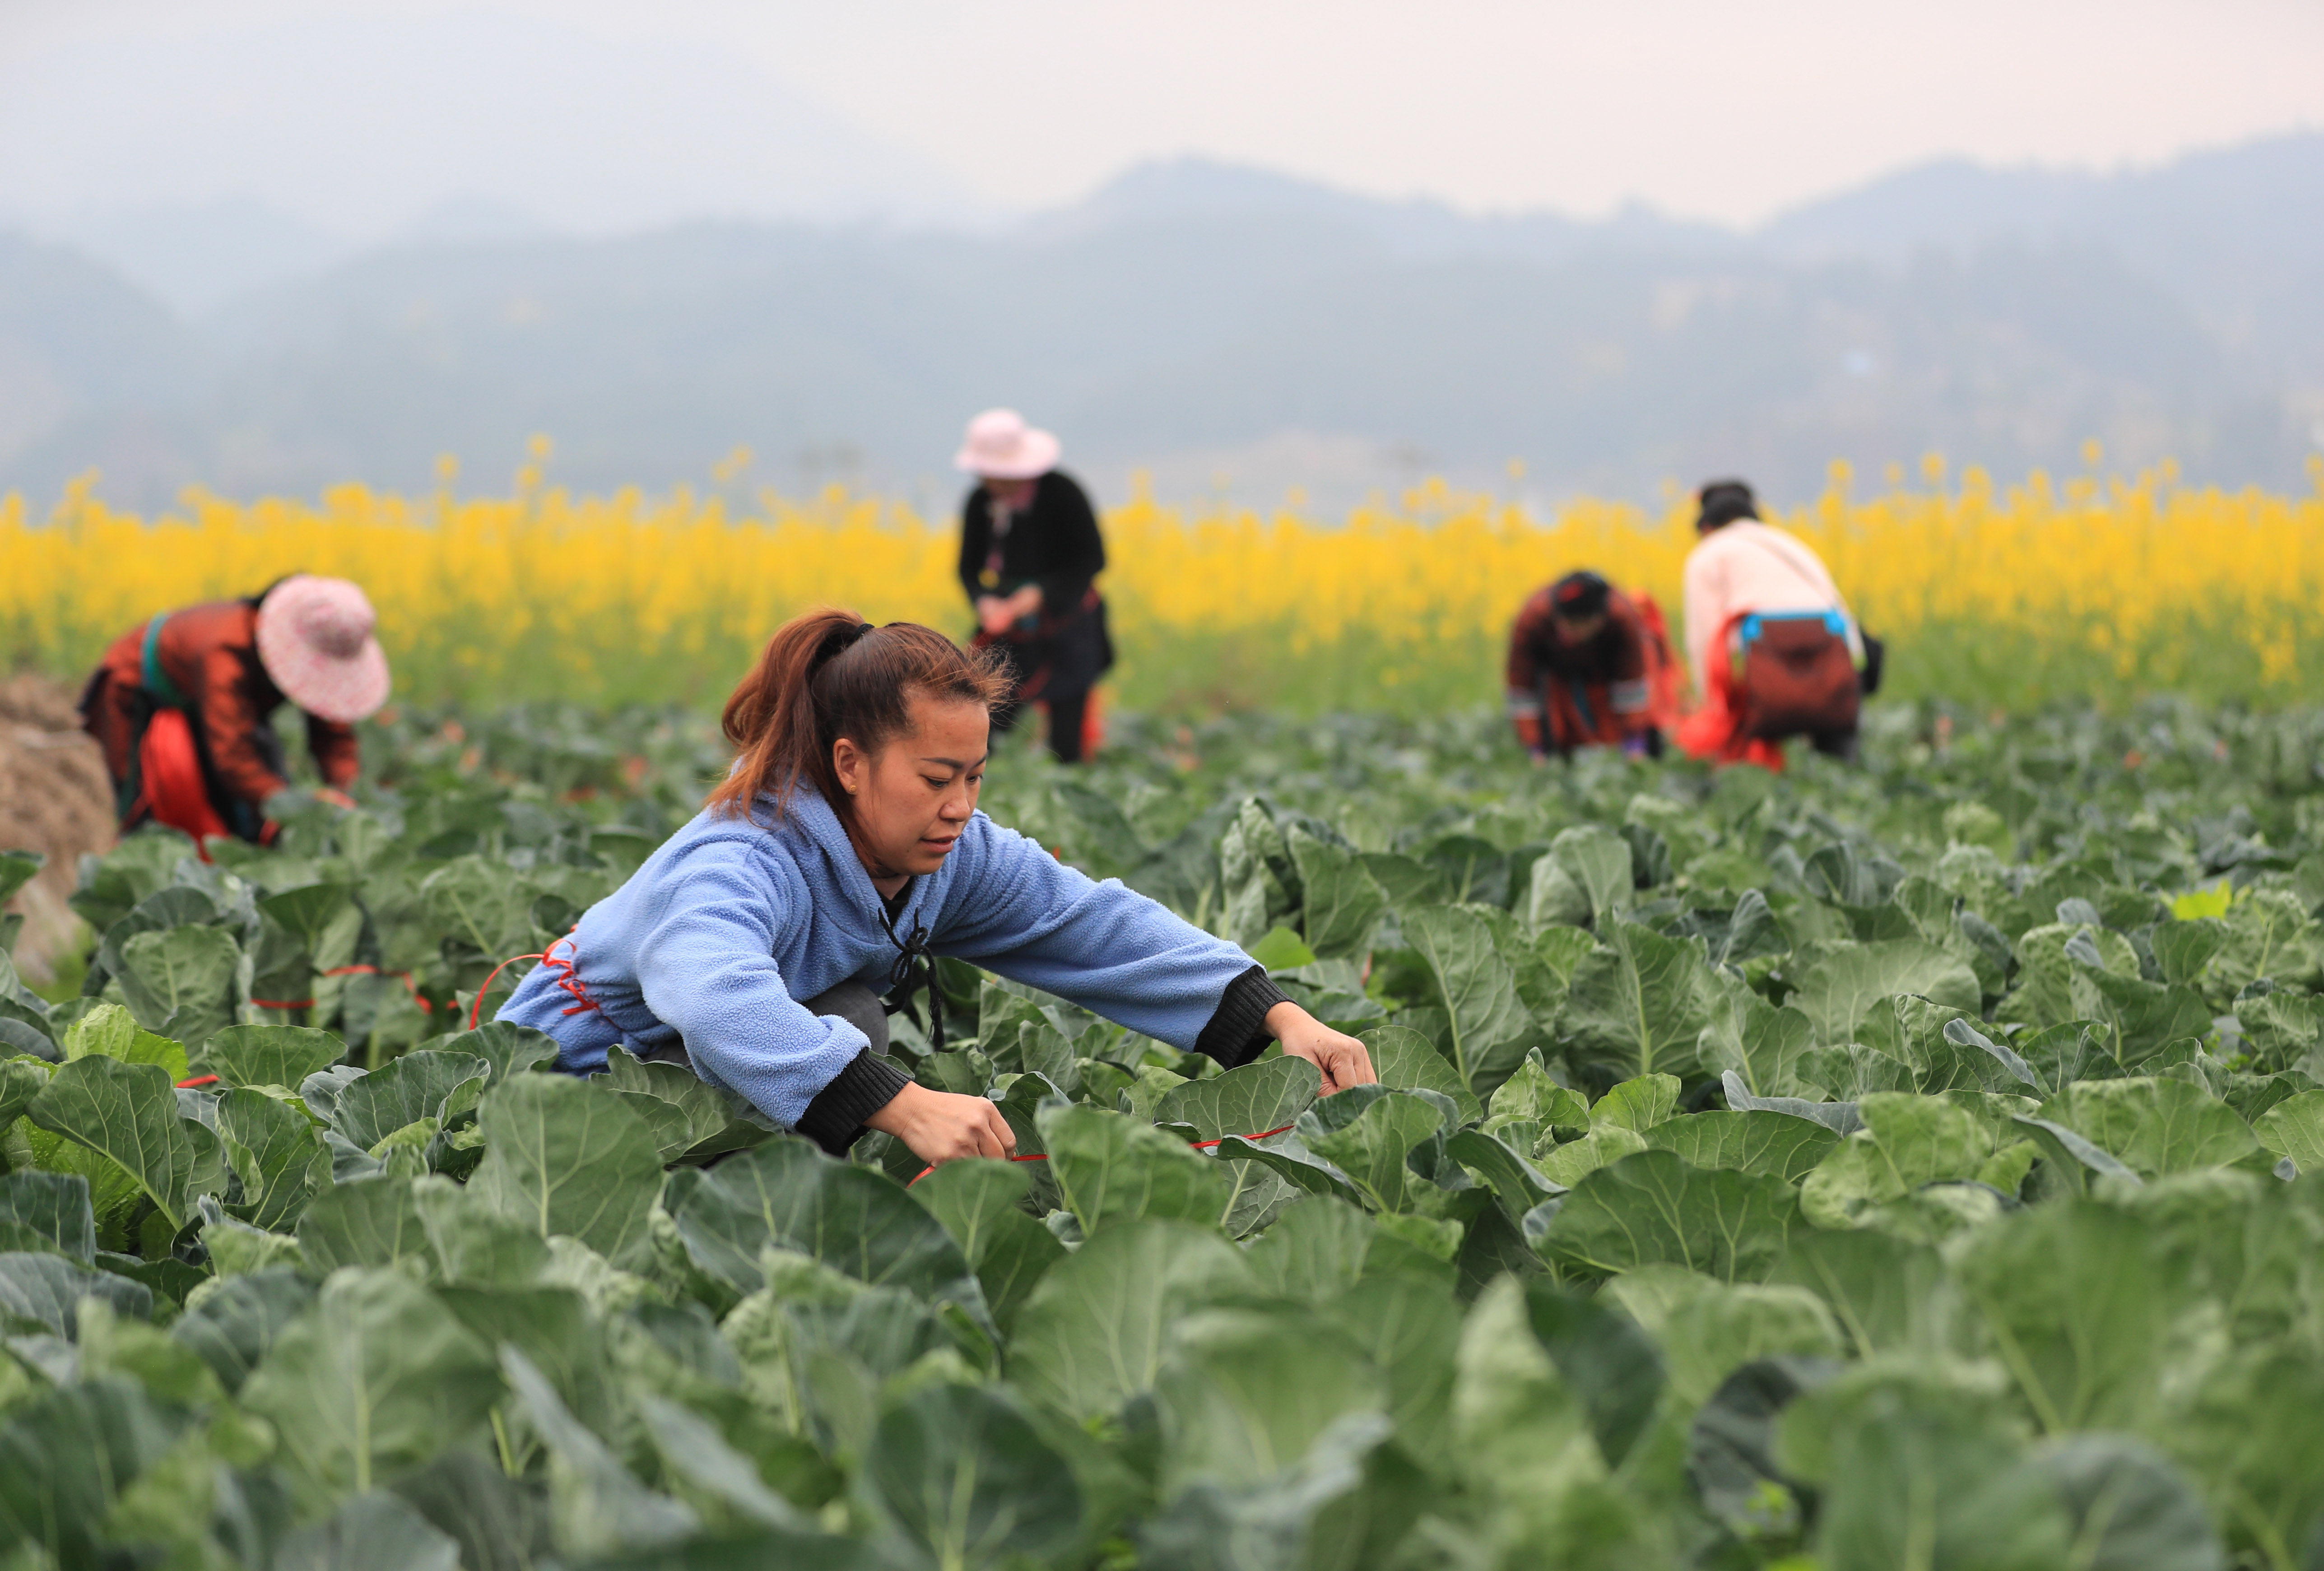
top-left (498, 609), bottom-right (1375, 1167)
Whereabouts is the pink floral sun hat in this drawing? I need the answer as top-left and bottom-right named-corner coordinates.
top-left (254, 576), bottom-right (392, 723)
top-left (953, 408), bottom-right (1061, 480)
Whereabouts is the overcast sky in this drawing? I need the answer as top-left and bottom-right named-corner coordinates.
top-left (4, 0), bottom-right (2319, 229)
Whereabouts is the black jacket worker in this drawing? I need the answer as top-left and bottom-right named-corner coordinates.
top-left (953, 409), bottom-right (1115, 763)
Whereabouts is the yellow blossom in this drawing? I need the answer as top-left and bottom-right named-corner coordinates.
top-left (4, 464), bottom-right (2317, 714)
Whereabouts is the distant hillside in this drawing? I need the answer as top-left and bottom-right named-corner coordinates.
top-left (1761, 133), bottom-right (2324, 367)
top-left (0, 9), bottom-right (993, 314)
top-left (0, 133), bottom-right (2317, 511)
top-left (0, 235), bottom-right (201, 497)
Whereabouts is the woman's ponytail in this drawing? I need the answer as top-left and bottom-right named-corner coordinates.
top-left (707, 607), bottom-right (1011, 820)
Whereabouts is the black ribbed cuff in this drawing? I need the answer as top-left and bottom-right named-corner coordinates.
top-left (795, 1049), bottom-right (912, 1156)
top-left (1193, 965), bottom-right (1290, 1069)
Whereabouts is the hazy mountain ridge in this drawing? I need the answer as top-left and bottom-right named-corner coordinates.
top-left (2, 133), bottom-right (2317, 511)
top-left (0, 8), bottom-right (995, 303)
top-left (1762, 134), bottom-right (2324, 368)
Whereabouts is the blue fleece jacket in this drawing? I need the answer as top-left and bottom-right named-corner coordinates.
top-left (497, 786), bottom-right (1266, 1134)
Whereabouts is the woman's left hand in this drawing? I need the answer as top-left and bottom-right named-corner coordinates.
top-left (1264, 1002), bottom-right (1377, 1094)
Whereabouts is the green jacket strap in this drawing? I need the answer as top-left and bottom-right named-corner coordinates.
top-left (140, 614), bottom-right (191, 710)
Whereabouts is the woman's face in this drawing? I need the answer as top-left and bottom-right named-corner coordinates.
top-left (985, 476), bottom-right (1038, 509)
top-left (831, 693), bottom-right (990, 886)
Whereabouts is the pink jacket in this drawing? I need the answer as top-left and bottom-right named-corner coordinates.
top-left (1680, 521), bottom-right (1859, 697)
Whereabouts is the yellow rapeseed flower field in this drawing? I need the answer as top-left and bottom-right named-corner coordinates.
top-left (7, 455), bottom-right (2322, 715)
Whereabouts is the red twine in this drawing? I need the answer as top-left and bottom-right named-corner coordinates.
top-left (252, 939), bottom-right (595, 1032)
top-left (250, 966), bottom-right (433, 1015)
top-left (468, 934), bottom-right (595, 1031)
top-left (458, 938), bottom-right (1293, 1188)
top-left (905, 1121), bottom-right (1298, 1188)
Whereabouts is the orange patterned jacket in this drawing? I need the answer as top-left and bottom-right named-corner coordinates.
top-left (1505, 586), bottom-right (1679, 755)
top-left (82, 597), bottom-right (359, 834)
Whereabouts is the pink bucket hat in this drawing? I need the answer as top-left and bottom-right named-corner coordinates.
top-left (254, 575), bottom-right (391, 723)
top-left (953, 408), bottom-right (1060, 480)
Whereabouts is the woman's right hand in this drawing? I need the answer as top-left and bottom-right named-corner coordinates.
top-left (865, 1081), bottom-right (1019, 1166)
top-left (975, 595), bottom-right (1017, 637)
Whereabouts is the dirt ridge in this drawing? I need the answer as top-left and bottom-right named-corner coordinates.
top-left (0, 673), bottom-right (115, 982)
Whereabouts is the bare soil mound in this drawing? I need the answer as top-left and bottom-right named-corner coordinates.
top-left (0, 673), bottom-right (114, 982)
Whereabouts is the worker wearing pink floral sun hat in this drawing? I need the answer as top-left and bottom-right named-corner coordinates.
top-left (82, 575), bottom-right (391, 848)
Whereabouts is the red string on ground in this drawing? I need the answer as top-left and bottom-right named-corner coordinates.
top-left (905, 1121), bottom-right (1298, 1188)
top-left (327, 965), bottom-right (434, 1012)
top-left (249, 966), bottom-right (434, 1015)
top-left (175, 1075), bottom-right (220, 1089)
top-left (463, 942), bottom-right (1289, 1184)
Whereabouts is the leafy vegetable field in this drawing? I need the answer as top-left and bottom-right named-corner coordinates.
top-left (6, 700), bottom-right (2324, 1570)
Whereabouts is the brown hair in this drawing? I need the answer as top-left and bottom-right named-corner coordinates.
top-left (707, 608), bottom-right (1013, 819)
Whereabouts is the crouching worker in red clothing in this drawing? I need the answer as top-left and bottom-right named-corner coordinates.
top-left (1506, 571), bottom-right (1681, 762)
top-left (80, 576), bottom-right (390, 848)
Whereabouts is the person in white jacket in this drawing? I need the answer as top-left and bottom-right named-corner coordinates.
top-left (1676, 480), bottom-right (1867, 767)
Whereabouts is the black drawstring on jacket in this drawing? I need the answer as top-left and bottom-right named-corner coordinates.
top-left (878, 906), bottom-right (944, 1053)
